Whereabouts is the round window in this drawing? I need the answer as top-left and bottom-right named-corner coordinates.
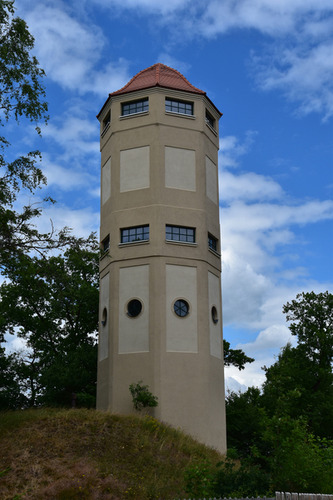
top-left (211, 306), bottom-right (218, 324)
top-left (127, 299), bottom-right (142, 318)
top-left (101, 307), bottom-right (107, 326)
top-left (174, 299), bottom-right (189, 317)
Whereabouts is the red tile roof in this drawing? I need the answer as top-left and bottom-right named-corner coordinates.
top-left (110, 63), bottom-right (206, 97)
top-left (97, 63), bottom-right (222, 118)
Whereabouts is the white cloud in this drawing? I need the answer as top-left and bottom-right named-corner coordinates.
top-left (219, 132), bottom-right (258, 168)
top-left (224, 323), bottom-right (296, 389)
top-left (199, 0), bottom-right (333, 38)
top-left (42, 156), bottom-right (98, 194)
top-left (225, 376), bottom-right (247, 394)
top-left (21, 3), bottom-right (130, 95)
top-left (220, 171), bottom-right (284, 202)
top-left (220, 131), bottom-right (333, 387)
top-left (42, 115), bottom-right (99, 160)
top-left (254, 42), bottom-right (333, 119)
top-left (223, 200), bottom-right (333, 235)
top-left (40, 204), bottom-right (99, 238)
top-left (4, 335), bottom-right (29, 355)
top-left (92, 0), bottom-right (191, 15)
top-left (17, 0), bottom-right (333, 120)
top-left (239, 324), bottom-right (293, 355)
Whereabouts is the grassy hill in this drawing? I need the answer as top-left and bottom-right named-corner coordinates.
top-left (0, 408), bottom-right (223, 499)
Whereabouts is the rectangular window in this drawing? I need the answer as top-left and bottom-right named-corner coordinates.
top-left (165, 98), bottom-right (193, 116)
top-left (101, 235), bottom-right (110, 253)
top-left (166, 225), bottom-right (195, 243)
top-left (205, 110), bottom-right (216, 130)
top-left (208, 234), bottom-right (218, 252)
top-left (121, 98), bottom-right (149, 116)
top-left (101, 110), bottom-right (110, 136)
top-left (121, 225), bottom-right (149, 243)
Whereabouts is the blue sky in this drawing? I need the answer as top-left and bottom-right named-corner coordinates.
top-left (9, 0), bottom-right (333, 391)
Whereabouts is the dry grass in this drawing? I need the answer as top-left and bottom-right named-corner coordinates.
top-left (0, 408), bottom-right (222, 499)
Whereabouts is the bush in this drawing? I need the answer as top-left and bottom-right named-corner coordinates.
top-left (129, 381), bottom-right (158, 411)
top-left (184, 460), bottom-right (217, 498)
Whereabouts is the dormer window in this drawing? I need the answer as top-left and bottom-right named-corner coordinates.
top-left (101, 110), bottom-right (110, 136)
top-left (121, 98), bottom-right (149, 116)
top-left (165, 98), bottom-right (193, 116)
top-left (205, 110), bottom-right (216, 130)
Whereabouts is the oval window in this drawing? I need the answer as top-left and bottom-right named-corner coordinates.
top-left (127, 299), bottom-right (142, 318)
top-left (101, 307), bottom-right (107, 326)
top-left (174, 299), bottom-right (189, 317)
top-left (211, 306), bottom-right (218, 324)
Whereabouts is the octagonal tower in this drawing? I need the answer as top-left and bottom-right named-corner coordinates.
top-left (97, 63), bottom-right (226, 453)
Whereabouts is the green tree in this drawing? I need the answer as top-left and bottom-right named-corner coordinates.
top-left (0, 0), bottom-right (70, 278)
top-left (260, 417), bottom-right (333, 493)
top-left (223, 339), bottom-right (254, 370)
top-left (262, 291), bottom-right (333, 438)
top-left (283, 291), bottom-right (333, 370)
top-left (225, 387), bottom-right (266, 457)
top-left (0, 234), bottom-right (99, 407)
top-left (0, 346), bottom-right (27, 409)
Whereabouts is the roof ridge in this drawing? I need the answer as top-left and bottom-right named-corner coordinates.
top-left (108, 63), bottom-right (205, 97)
top-left (159, 63), bottom-right (204, 94)
top-left (156, 63), bottom-right (161, 85)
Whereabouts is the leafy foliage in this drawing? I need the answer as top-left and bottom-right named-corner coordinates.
top-left (0, 0), bottom-right (70, 274)
top-left (223, 339), bottom-right (254, 370)
top-left (129, 381), bottom-right (158, 411)
top-left (283, 291), bottom-right (333, 369)
top-left (184, 460), bottom-right (217, 498)
top-left (213, 291), bottom-right (333, 495)
top-left (225, 387), bottom-right (265, 456)
top-left (0, 0), bottom-right (48, 126)
top-left (260, 417), bottom-right (333, 493)
top-left (0, 235), bottom-right (99, 407)
top-left (0, 346), bottom-right (27, 409)
top-left (262, 291), bottom-right (333, 438)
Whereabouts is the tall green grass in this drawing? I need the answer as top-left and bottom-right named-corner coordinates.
top-left (0, 409), bottom-right (223, 499)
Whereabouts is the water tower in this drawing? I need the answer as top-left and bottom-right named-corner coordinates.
top-left (96, 63), bottom-right (226, 452)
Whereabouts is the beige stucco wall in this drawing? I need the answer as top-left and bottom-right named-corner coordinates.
top-left (99, 272), bottom-right (109, 361)
top-left (120, 145), bottom-right (150, 192)
top-left (102, 157), bottom-right (111, 204)
top-left (208, 270), bottom-right (222, 358)
top-left (165, 264), bottom-right (198, 352)
top-left (206, 155), bottom-right (218, 204)
top-left (119, 265), bottom-right (150, 353)
top-left (165, 146), bottom-right (196, 191)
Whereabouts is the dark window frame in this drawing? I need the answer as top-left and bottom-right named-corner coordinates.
top-left (121, 97), bottom-right (149, 116)
top-left (120, 225), bottom-right (150, 244)
top-left (127, 299), bottom-right (143, 318)
top-left (205, 109), bottom-right (216, 130)
top-left (101, 234), bottom-right (110, 253)
top-left (166, 225), bottom-right (195, 243)
top-left (165, 97), bottom-right (194, 116)
top-left (208, 233), bottom-right (218, 252)
top-left (211, 306), bottom-right (218, 324)
top-left (101, 110), bottom-right (110, 136)
top-left (174, 299), bottom-right (190, 318)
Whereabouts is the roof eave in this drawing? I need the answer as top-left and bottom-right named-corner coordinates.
top-left (97, 84), bottom-right (222, 119)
